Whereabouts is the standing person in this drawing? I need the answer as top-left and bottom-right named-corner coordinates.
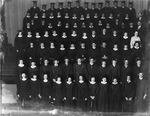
top-left (17, 73), bottom-right (29, 107)
top-left (14, 31), bottom-right (25, 60)
top-left (109, 78), bottom-right (120, 112)
top-left (108, 58), bottom-right (120, 83)
top-left (28, 1), bottom-right (40, 17)
top-left (73, 57), bottom-right (87, 81)
top-left (122, 75), bottom-right (134, 112)
top-left (134, 72), bottom-right (148, 112)
top-left (75, 75), bottom-right (88, 111)
top-left (40, 73), bottom-right (51, 103)
top-left (29, 73), bottom-right (40, 102)
top-left (87, 76), bottom-right (97, 112)
top-left (52, 76), bottom-right (63, 107)
top-left (63, 76), bottom-right (75, 108)
top-left (130, 31), bottom-right (141, 49)
top-left (97, 77), bottom-right (109, 112)
top-left (86, 58), bottom-right (98, 81)
top-left (98, 59), bottom-right (108, 82)
top-left (61, 58), bottom-right (73, 81)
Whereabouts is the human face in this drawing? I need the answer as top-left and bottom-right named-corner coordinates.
top-left (91, 77), bottom-right (95, 82)
top-left (43, 74), bottom-right (48, 80)
top-left (139, 73), bottom-right (143, 80)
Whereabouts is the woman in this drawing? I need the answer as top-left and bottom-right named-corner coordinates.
top-left (17, 73), bottom-right (29, 106)
top-left (130, 31), bottom-right (141, 49)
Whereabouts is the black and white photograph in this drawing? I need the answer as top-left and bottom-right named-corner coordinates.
top-left (0, 0), bottom-right (150, 115)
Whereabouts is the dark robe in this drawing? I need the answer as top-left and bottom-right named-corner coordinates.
top-left (40, 79), bottom-right (51, 102)
top-left (86, 64), bottom-right (98, 81)
top-left (122, 80), bottom-right (134, 112)
top-left (108, 65), bottom-right (120, 83)
top-left (63, 82), bottom-right (75, 107)
top-left (87, 82), bottom-right (98, 111)
top-left (67, 48), bottom-right (77, 63)
top-left (17, 77), bottom-right (29, 100)
top-left (70, 34), bottom-right (79, 46)
top-left (29, 79), bottom-right (40, 101)
top-left (61, 63), bottom-right (73, 80)
top-left (52, 81), bottom-right (63, 106)
top-left (28, 66), bottom-right (39, 78)
top-left (75, 81), bottom-right (88, 110)
top-left (73, 63), bottom-right (87, 81)
top-left (88, 48), bottom-right (99, 60)
top-left (109, 82), bottom-right (120, 112)
top-left (97, 81), bottom-right (109, 112)
top-left (98, 66), bottom-right (108, 82)
top-left (58, 48), bottom-right (67, 64)
top-left (134, 79), bottom-right (148, 112)
top-left (48, 47), bottom-right (58, 60)
top-left (50, 65), bottom-right (63, 80)
top-left (40, 65), bottom-right (51, 79)
top-left (28, 6), bottom-right (40, 17)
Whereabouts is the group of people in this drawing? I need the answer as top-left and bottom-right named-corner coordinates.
top-left (15, 0), bottom-right (148, 113)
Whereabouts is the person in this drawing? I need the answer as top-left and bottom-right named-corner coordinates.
top-left (60, 32), bottom-right (69, 48)
top-left (130, 31), bottom-right (141, 49)
top-left (63, 76), bottom-right (75, 108)
top-left (87, 76), bottom-right (97, 112)
top-left (68, 43), bottom-right (77, 64)
top-left (98, 59), bottom-right (108, 82)
top-left (108, 59), bottom-right (120, 83)
top-left (88, 43), bottom-right (99, 61)
top-left (61, 58), bottom-right (73, 81)
top-left (23, 11), bottom-right (31, 30)
top-left (112, 0), bottom-right (120, 19)
top-left (50, 30), bottom-right (59, 45)
top-left (86, 58), bottom-right (98, 81)
top-left (52, 76), bottom-right (63, 106)
top-left (75, 75), bottom-right (88, 111)
top-left (128, 2), bottom-right (136, 23)
top-left (50, 59), bottom-right (63, 81)
top-left (103, 1), bottom-right (111, 19)
top-left (14, 31), bottom-right (25, 59)
top-left (17, 59), bottom-right (27, 79)
top-left (28, 61), bottom-right (39, 78)
top-left (134, 72), bottom-right (148, 112)
top-left (97, 77), bottom-right (108, 112)
top-left (109, 78), bottom-right (120, 112)
top-left (120, 1), bottom-right (128, 22)
top-left (89, 30), bottom-right (98, 44)
top-left (17, 73), bottom-right (29, 106)
top-left (40, 73), bottom-right (51, 103)
top-left (76, 42), bottom-right (88, 63)
top-left (121, 32), bottom-right (130, 47)
top-left (41, 30), bottom-right (50, 47)
top-left (111, 43), bottom-right (121, 63)
top-left (25, 42), bottom-right (39, 64)
top-left (48, 42), bottom-right (58, 63)
top-left (29, 73), bottom-right (40, 102)
top-left (58, 43), bottom-right (67, 64)
top-left (73, 57), bottom-right (87, 81)
top-left (121, 59), bottom-right (132, 84)
top-left (38, 42), bottom-right (49, 64)
top-left (28, 1), bottom-right (40, 17)
top-left (70, 30), bottom-right (79, 46)
top-left (122, 75), bottom-right (134, 112)
top-left (40, 59), bottom-right (51, 79)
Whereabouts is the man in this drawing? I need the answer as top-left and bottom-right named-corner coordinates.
top-left (28, 1), bottom-right (40, 17)
top-left (73, 57), bottom-right (87, 81)
top-left (128, 2), bottom-right (136, 23)
top-left (86, 58), bottom-right (98, 81)
top-left (103, 1), bottom-right (112, 19)
top-left (112, 0), bottom-right (120, 19)
top-left (108, 58), bottom-right (120, 83)
top-left (119, 1), bottom-right (128, 22)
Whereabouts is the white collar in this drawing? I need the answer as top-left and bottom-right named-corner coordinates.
top-left (43, 79), bottom-right (48, 82)
top-left (22, 78), bottom-right (27, 81)
top-left (90, 81), bottom-right (96, 84)
top-left (44, 34), bottom-right (49, 37)
top-left (62, 35), bottom-right (67, 38)
top-left (30, 65), bottom-right (36, 68)
top-left (31, 78), bottom-right (37, 81)
top-left (18, 64), bottom-right (24, 67)
top-left (67, 81), bottom-right (72, 84)
top-left (60, 47), bottom-right (65, 50)
top-left (27, 35), bottom-right (32, 38)
top-left (112, 81), bottom-right (118, 84)
top-left (18, 35), bottom-right (23, 37)
top-left (71, 34), bottom-right (77, 36)
top-left (53, 34), bottom-right (58, 36)
top-left (56, 81), bottom-right (62, 84)
top-left (79, 80), bottom-right (84, 83)
top-left (101, 81), bottom-right (107, 84)
top-left (113, 48), bottom-right (118, 51)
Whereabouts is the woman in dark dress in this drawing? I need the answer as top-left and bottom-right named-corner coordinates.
top-left (17, 73), bottom-right (29, 106)
top-left (29, 73), bottom-right (40, 102)
top-left (40, 73), bottom-right (51, 103)
top-left (75, 75), bottom-right (88, 111)
top-left (109, 78), bottom-right (120, 112)
top-left (122, 75), bottom-right (134, 112)
top-left (14, 31), bottom-right (25, 59)
top-left (63, 76), bottom-right (75, 108)
top-left (87, 76), bottom-right (98, 111)
top-left (97, 77), bottom-right (109, 112)
top-left (52, 76), bottom-right (63, 107)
